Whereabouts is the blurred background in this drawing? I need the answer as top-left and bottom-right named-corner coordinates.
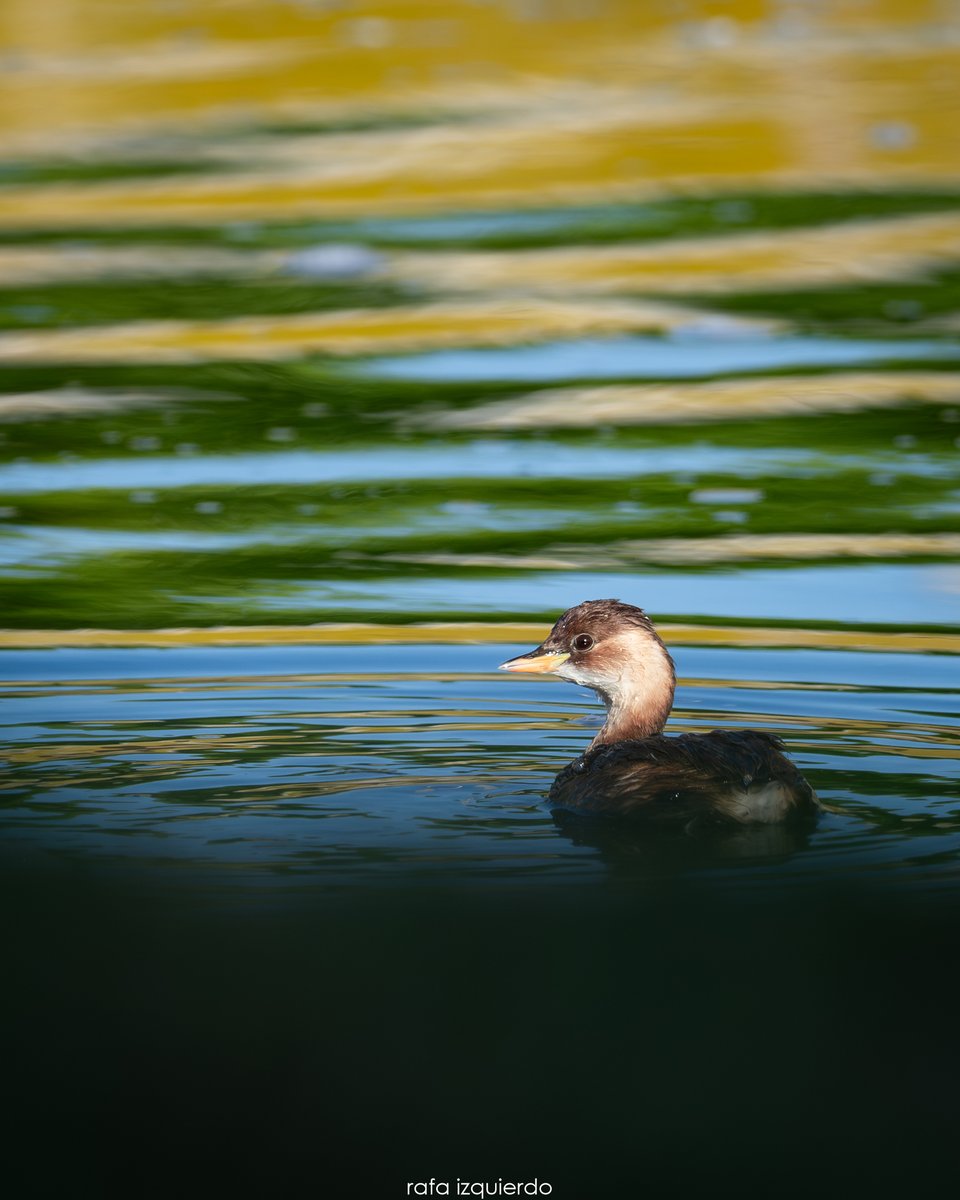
top-left (3, 5), bottom-right (960, 1197)
top-left (0, 0), bottom-right (958, 633)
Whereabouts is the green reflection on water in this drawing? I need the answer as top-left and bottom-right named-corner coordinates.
top-left (0, 279), bottom-right (411, 332)
top-left (689, 266), bottom-right (960, 332)
top-left (2, 187), bottom-right (958, 248)
top-left (1, 188), bottom-right (959, 631)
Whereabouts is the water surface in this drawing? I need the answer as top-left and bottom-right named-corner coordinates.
top-left (4, 640), bottom-right (957, 896)
top-left (3, 3), bottom-right (960, 1192)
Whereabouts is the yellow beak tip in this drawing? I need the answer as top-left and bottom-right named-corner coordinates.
top-left (498, 651), bottom-right (569, 674)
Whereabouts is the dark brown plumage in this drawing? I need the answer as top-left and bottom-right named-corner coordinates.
top-left (549, 729), bottom-right (817, 827)
top-left (500, 598), bottom-right (819, 828)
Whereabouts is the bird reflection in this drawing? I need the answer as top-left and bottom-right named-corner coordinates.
top-left (551, 806), bottom-right (815, 878)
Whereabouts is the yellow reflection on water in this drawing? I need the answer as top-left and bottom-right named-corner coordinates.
top-left (0, 0), bottom-right (956, 226)
top-left (392, 212), bottom-right (960, 295)
top-left (425, 371), bottom-right (960, 429)
top-left (1, 623), bottom-right (958, 654)
top-left (0, 296), bottom-right (777, 364)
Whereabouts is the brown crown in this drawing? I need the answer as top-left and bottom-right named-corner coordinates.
top-left (544, 598), bottom-right (659, 650)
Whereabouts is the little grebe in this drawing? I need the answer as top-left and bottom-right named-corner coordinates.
top-left (500, 599), bottom-right (818, 827)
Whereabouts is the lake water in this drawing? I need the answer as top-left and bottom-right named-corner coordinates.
top-left (4, 634), bottom-right (960, 1197)
top-left (2, 1), bottom-right (960, 1194)
top-left (3, 641), bottom-right (960, 895)
top-left (4, 632), bottom-right (960, 1195)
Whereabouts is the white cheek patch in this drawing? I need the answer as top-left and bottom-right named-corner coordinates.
top-left (562, 644), bottom-right (632, 691)
top-left (554, 661), bottom-right (584, 683)
top-left (556, 661), bottom-right (617, 688)
top-left (557, 663), bottom-right (633, 716)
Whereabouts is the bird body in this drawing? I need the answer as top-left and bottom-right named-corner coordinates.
top-left (549, 729), bottom-right (816, 827)
top-left (500, 599), bottom-right (819, 827)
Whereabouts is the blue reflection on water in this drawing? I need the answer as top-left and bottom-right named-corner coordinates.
top-left (245, 563), bottom-right (960, 626)
top-left (358, 334), bottom-right (960, 382)
top-left (0, 441), bottom-right (810, 493)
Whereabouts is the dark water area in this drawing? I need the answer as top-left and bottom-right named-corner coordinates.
top-left (7, 863), bottom-right (960, 1198)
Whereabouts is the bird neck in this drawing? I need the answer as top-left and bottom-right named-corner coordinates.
top-left (589, 634), bottom-right (676, 749)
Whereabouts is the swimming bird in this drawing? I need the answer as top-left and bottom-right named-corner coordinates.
top-left (500, 599), bottom-right (818, 828)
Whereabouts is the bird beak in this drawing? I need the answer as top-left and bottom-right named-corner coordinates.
top-left (498, 648), bottom-right (570, 674)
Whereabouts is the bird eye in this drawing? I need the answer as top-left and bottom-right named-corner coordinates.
top-left (572, 634), bottom-right (594, 652)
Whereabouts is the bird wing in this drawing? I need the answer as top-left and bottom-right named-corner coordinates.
top-left (549, 729), bottom-right (817, 824)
